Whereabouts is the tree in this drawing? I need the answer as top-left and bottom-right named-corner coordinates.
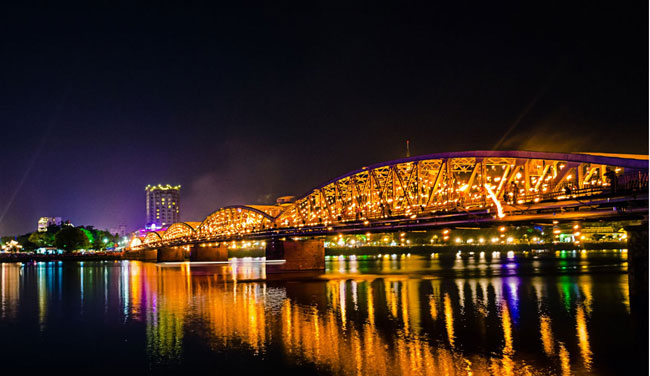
top-left (54, 227), bottom-right (90, 252)
top-left (28, 232), bottom-right (55, 247)
top-left (86, 229), bottom-right (118, 250)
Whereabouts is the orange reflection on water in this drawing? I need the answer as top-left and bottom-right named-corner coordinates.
top-left (500, 300), bottom-right (515, 376)
top-left (578, 275), bottom-right (593, 315)
top-left (429, 294), bottom-right (438, 321)
top-left (576, 304), bottom-right (593, 371)
top-left (366, 279), bottom-right (375, 326)
top-left (0, 263), bottom-right (20, 319)
top-left (558, 342), bottom-right (571, 376)
top-left (0, 255), bottom-right (635, 375)
top-left (444, 293), bottom-right (455, 348)
top-left (113, 261), bottom-right (628, 375)
top-left (539, 315), bottom-right (555, 356)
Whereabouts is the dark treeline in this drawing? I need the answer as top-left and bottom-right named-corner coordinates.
top-left (1, 224), bottom-right (120, 253)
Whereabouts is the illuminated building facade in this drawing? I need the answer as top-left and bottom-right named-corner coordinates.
top-left (37, 217), bottom-right (61, 232)
top-left (146, 184), bottom-right (181, 229)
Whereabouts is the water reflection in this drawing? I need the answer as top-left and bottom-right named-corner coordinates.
top-left (0, 263), bottom-right (20, 319)
top-left (0, 250), bottom-right (636, 375)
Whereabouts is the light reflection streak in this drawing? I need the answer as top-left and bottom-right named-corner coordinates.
top-left (37, 263), bottom-right (47, 330)
top-left (576, 304), bottom-right (593, 370)
top-left (578, 275), bottom-right (593, 315)
top-left (500, 300), bottom-right (514, 376)
top-left (444, 293), bottom-right (455, 348)
top-left (429, 294), bottom-right (438, 320)
top-left (558, 342), bottom-right (571, 376)
top-left (401, 281), bottom-right (411, 334)
top-left (366, 280), bottom-right (375, 326)
top-left (79, 261), bottom-right (84, 311)
top-left (540, 315), bottom-right (555, 356)
top-left (1, 263), bottom-right (19, 319)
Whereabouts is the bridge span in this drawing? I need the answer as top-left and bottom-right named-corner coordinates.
top-left (126, 150), bottom-right (648, 270)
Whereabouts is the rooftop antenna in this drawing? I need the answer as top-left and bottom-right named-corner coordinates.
top-left (406, 140), bottom-right (411, 158)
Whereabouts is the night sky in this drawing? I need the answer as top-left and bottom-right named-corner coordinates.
top-left (1, 2), bottom-right (647, 236)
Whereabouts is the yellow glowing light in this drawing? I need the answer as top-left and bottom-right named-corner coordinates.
top-left (484, 184), bottom-right (505, 219)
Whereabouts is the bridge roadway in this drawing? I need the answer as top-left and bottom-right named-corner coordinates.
top-left (126, 150), bottom-right (648, 271)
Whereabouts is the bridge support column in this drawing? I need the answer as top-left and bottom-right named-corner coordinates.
top-left (123, 249), bottom-right (141, 260)
top-left (141, 249), bottom-right (158, 261)
top-left (626, 223), bottom-right (648, 364)
top-left (265, 238), bottom-right (325, 273)
top-left (157, 246), bottom-right (185, 262)
top-left (190, 244), bottom-right (228, 262)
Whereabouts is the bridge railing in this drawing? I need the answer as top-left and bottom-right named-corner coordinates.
top-left (514, 171), bottom-right (648, 205)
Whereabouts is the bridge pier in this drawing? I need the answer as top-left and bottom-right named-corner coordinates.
top-left (157, 246), bottom-right (186, 262)
top-left (190, 244), bottom-right (228, 262)
top-left (141, 249), bottom-right (158, 261)
top-left (265, 238), bottom-right (325, 273)
top-left (123, 249), bottom-right (141, 260)
top-left (626, 223), bottom-right (648, 363)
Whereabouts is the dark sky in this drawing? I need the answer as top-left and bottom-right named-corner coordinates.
top-left (0, 1), bottom-right (647, 236)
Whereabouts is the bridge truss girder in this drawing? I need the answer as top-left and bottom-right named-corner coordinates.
top-left (129, 151), bottom-right (648, 250)
top-left (274, 155), bottom-right (640, 228)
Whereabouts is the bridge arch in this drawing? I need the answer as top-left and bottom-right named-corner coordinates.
top-left (274, 150), bottom-right (648, 228)
top-left (129, 237), bottom-right (144, 248)
top-left (197, 205), bottom-right (277, 239)
top-left (143, 231), bottom-right (163, 245)
top-left (162, 222), bottom-right (200, 241)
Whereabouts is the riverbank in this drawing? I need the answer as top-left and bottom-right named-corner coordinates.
top-left (0, 252), bottom-right (123, 263)
top-left (228, 241), bottom-right (627, 258)
top-left (1, 241), bottom-right (627, 262)
top-left (324, 241), bottom-right (627, 256)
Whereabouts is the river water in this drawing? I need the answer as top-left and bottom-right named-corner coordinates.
top-left (0, 249), bottom-right (640, 375)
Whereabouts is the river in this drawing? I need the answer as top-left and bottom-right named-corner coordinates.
top-left (0, 249), bottom-right (639, 375)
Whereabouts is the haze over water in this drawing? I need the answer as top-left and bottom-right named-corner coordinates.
top-left (0, 250), bottom-right (636, 375)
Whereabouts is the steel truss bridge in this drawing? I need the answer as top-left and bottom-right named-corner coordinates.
top-left (130, 151), bottom-right (648, 251)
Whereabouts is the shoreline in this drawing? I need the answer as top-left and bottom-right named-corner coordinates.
top-left (0, 241), bottom-right (627, 263)
top-left (0, 253), bottom-right (123, 263)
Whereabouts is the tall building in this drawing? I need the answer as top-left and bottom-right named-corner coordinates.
top-left (37, 217), bottom-right (61, 232)
top-left (145, 184), bottom-right (181, 229)
top-left (109, 224), bottom-right (128, 237)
